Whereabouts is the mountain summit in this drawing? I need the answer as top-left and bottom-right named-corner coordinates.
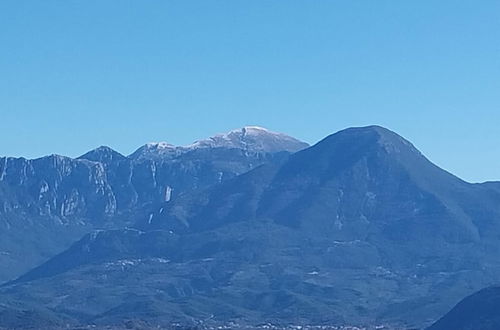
top-left (129, 126), bottom-right (309, 160)
top-left (186, 126), bottom-right (309, 153)
top-left (78, 146), bottom-right (126, 164)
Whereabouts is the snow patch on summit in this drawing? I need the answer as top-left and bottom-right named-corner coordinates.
top-left (145, 142), bottom-right (176, 149)
top-left (129, 127), bottom-right (308, 160)
top-left (184, 126), bottom-right (309, 153)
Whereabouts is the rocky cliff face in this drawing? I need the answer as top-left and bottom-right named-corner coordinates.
top-left (0, 155), bottom-right (116, 221)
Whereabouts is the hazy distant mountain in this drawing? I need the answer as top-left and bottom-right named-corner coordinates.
top-left (2, 126), bottom-right (500, 329)
top-left (0, 127), bottom-right (307, 282)
top-left (428, 286), bottom-right (500, 330)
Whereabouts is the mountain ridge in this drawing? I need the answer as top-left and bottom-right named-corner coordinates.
top-left (129, 126), bottom-right (309, 160)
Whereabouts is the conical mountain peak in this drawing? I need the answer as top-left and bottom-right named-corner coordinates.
top-left (301, 126), bottom-right (424, 171)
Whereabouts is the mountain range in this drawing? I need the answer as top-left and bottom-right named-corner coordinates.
top-left (0, 125), bottom-right (499, 329)
top-left (0, 127), bottom-right (307, 283)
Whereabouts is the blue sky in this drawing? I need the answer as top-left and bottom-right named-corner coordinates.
top-left (0, 1), bottom-right (499, 182)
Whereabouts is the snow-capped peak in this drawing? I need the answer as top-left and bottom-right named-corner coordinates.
top-left (129, 127), bottom-right (309, 160)
top-left (185, 126), bottom-right (309, 153)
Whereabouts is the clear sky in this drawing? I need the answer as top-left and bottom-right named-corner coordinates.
top-left (0, 1), bottom-right (499, 183)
